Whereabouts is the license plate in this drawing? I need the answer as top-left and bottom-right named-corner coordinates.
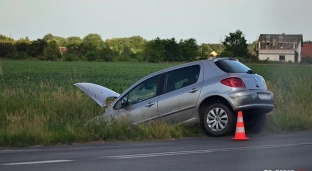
top-left (258, 93), bottom-right (271, 100)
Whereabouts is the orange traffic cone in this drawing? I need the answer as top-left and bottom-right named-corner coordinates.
top-left (232, 111), bottom-right (249, 141)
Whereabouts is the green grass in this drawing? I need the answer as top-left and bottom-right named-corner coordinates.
top-left (0, 60), bottom-right (312, 147)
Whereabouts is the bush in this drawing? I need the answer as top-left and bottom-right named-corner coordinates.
top-left (5, 52), bottom-right (29, 60)
top-left (198, 56), bottom-right (208, 60)
top-left (43, 41), bottom-right (61, 61)
top-left (62, 53), bottom-right (78, 62)
top-left (116, 55), bottom-right (136, 62)
top-left (85, 51), bottom-right (98, 61)
top-left (218, 50), bottom-right (233, 57)
top-left (38, 55), bottom-right (48, 61)
top-left (0, 41), bottom-right (16, 57)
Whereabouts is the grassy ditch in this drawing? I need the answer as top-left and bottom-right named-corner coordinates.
top-left (0, 78), bottom-right (203, 147)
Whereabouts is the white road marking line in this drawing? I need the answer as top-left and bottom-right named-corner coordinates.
top-left (0, 143), bottom-right (173, 154)
top-left (1, 160), bottom-right (73, 166)
top-left (0, 149), bottom-right (41, 153)
top-left (99, 142), bottom-right (312, 159)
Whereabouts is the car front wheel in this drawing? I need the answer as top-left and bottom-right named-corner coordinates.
top-left (202, 103), bottom-right (236, 137)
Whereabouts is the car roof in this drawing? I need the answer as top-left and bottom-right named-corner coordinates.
top-left (152, 57), bottom-right (236, 75)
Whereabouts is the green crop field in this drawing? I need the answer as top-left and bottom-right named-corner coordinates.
top-left (0, 60), bottom-right (312, 147)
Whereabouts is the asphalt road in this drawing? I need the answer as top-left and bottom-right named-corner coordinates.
top-left (1, 132), bottom-right (312, 171)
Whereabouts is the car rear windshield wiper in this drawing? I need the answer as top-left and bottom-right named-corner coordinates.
top-left (246, 69), bottom-right (256, 74)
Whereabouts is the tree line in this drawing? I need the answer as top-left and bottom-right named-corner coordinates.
top-left (0, 30), bottom-right (257, 62)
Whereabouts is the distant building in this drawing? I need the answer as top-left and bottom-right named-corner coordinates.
top-left (301, 42), bottom-right (312, 58)
top-left (59, 47), bottom-right (67, 54)
top-left (205, 51), bottom-right (218, 59)
top-left (256, 33), bottom-right (303, 62)
top-left (209, 51), bottom-right (218, 57)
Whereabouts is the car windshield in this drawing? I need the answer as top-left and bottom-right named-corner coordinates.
top-left (214, 59), bottom-right (251, 73)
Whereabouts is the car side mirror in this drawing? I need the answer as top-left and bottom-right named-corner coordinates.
top-left (121, 101), bottom-right (127, 108)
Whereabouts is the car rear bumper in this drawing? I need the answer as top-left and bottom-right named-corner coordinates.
top-left (225, 89), bottom-right (274, 114)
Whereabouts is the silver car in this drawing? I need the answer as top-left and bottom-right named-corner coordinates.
top-left (75, 58), bottom-right (274, 136)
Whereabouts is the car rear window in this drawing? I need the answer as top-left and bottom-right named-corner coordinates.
top-left (214, 60), bottom-right (251, 73)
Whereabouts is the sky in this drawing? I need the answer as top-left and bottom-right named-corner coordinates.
top-left (1, 0), bottom-right (311, 43)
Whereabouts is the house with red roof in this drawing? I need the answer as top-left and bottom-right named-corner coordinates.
top-left (301, 42), bottom-right (312, 58)
top-left (59, 47), bottom-right (67, 54)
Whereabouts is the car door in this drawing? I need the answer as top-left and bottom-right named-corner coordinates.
top-left (113, 73), bottom-right (165, 124)
top-left (157, 64), bottom-right (203, 124)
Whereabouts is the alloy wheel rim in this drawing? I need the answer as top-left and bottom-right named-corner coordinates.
top-left (207, 107), bottom-right (228, 131)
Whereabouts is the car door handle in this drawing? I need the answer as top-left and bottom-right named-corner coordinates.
top-left (188, 88), bottom-right (199, 93)
top-left (145, 102), bottom-right (155, 107)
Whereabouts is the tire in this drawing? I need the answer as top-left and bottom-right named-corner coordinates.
top-left (245, 113), bottom-right (266, 134)
top-left (202, 103), bottom-right (236, 137)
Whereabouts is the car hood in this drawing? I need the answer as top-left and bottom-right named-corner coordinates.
top-left (74, 83), bottom-right (120, 107)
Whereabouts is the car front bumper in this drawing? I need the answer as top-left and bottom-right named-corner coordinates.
top-left (225, 89), bottom-right (274, 114)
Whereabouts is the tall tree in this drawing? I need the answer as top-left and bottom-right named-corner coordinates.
top-left (27, 39), bottom-right (47, 57)
top-left (128, 36), bottom-right (146, 55)
top-left (144, 37), bottom-right (165, 63)
top-left (98, 46), bottom-right (118, 61)
top-left (105, 38), bottom-right (123, 55)
top-left (222, 30), bottom-right (248, 58)
top-left (81, 34), bottom-right (103, 55)
top-left (247, 41), bottom-right (258, 57)
top-left (199, 43), bottom-right (212, 57)
top-left (43, 40), bottom-right (61, 61)
top-left (50, 36), bottom-right (67, 47)
top-left (164, 38), bottom-right (182, 61)
top-left (43, 34), bottom-right (54, 41)
top-left (0, 42), bottom-right (16, 57)
top-left (66, 36), bottom-right (82, 47)
top-left (15, 38), bottom-right (31, 52)
top-left (0, 34), bottom-right (14, 41)
top-left (180, 38), bottom-right (199, 61)
top-left (64, 36), bottom-right (83, 59)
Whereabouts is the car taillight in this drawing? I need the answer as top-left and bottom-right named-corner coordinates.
top-left (220, 77), bottom-right (246, 88)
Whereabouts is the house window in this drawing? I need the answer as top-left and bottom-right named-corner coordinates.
top-left (279, 55), bottom-right (285, 61)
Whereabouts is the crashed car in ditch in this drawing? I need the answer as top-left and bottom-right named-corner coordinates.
top-left (75, 58), bottom-right (274, 136)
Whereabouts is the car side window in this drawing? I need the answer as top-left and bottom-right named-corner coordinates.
top-left (114, 74), bottom-right (161, 109)
top-left (164, 65), bottom-right (200, 93)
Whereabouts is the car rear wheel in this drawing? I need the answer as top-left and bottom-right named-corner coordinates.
top-left (202, 103), bottom-right (236, 137)
top-left (245, 113), bottom-right (266, 134)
